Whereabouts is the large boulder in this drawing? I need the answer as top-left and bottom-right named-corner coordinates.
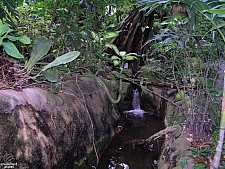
top-left (0, 76), bottom-right (123, 169)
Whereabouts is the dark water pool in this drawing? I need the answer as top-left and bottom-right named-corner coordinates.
top-left (97, 114), bottom-right (165, 169)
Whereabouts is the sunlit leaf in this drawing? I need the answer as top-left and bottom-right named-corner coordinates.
top-left (41, 51), bottom-right (80, 72)
top-left (105, 43), bottom-right (120, 56)
top-left (111, 55), bottom-right (120, 60)
top-left (103, 32), bottom-right (119, 39)
top-left (2, 42), bottom-right (24, 58)
top-left (124, 55), bottom-right (137, 61)
top-left (6, 35), bottom-right (19, 41)
top-left (19, 35), bottom-right (31, 44)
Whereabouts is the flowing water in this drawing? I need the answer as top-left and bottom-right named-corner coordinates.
top-left (123, 89), bottom-right (147, 116)
top-left (97, 89), bottom-right (165, 169)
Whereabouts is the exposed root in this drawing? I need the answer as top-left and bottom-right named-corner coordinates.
top-left (0, 55), bottom-right (45, 90)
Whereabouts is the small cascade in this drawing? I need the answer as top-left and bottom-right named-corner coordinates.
top-left (124, 89), bottom-right (146, 116)
top-left (132, 89), bottom-right (141, 110)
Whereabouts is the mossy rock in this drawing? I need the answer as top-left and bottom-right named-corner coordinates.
top-left (138, 65), bottom-right (159, 82)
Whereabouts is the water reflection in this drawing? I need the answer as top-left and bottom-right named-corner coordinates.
top-left (97, 115), bottom-right (165, 169)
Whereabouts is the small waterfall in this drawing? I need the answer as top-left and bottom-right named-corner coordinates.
top-left (124, 88), bottom-right (146, 116)
top-left (132, 89), bottom-right (141, 110)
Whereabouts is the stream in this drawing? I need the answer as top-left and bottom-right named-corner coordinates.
top-left (97, 89), bottom-right (165, 169)
top-left (97, 115), bottom-right (165, 169)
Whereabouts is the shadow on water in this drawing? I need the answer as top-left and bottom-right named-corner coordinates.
top-left (97, 114), bottom-right (165, 169)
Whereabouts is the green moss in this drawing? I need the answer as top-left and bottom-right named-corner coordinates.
top-left (96, 136), bottom-right (110, 152)
top-left (138, 65), bottom-right (159, 82)
top-left (73, 136), bottom-right (111, 168)
top-left (141, 92), bottom-right (157, 109)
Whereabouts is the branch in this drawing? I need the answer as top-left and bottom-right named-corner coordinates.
top-left (128, 125), bottom-right (179, 147)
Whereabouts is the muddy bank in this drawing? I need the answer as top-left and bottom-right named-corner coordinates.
top-left (0, 75), bottom-right (124, 169)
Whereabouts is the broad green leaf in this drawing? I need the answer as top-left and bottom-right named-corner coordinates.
top-left (2, 42), bottom-right (24, 58)
top-left (126, 53), bottom-right (138, 56)
top-left (19, 35), bottom-right (31, 44)
top-left (41, 51), bottom-right (80, 72)
top-left (105, 43), bottom-right (120, 56)
top-left (25, 37), bottom-right (51, 71)
top-left (6, 35), bottom-right (20, 41)
top-left (124, 55), bottom-right (137, 61)
top-left (42, 68), bottom-right (58, 82)
top-left (1, 24), bottom-right (12, 36)
top-left (111, 55), bottom-right (120, 60)
top-left (103, 32), bottom-right (119, 40)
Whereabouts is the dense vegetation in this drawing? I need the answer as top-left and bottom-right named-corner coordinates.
top-left (1, 0), bottom-right (225, 168)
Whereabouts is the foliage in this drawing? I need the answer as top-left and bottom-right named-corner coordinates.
top-left (25, 36), bottom-right (80, 82)
top-left (0, 0), bottom-right (18, 27)
top-left (136, 0), bottom-right (225, 168)
top-left (0, 19), bottom-right (31, 58)
top-left (12, 0), bottom-right (134, 74)
top-left (180, 147), bottom-right (215, 168)
top-left (136, 0), bottom-right (225, 40)
top-left (14, 2), bottom-right (54, 41)
top-left (50, 0), bottom-right (134, 73)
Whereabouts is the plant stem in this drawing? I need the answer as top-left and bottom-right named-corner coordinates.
top-left (213, 70), bottom-right (225, 168)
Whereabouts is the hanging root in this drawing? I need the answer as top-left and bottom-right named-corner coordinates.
top-left (75, 75), bottom-right (99, 164)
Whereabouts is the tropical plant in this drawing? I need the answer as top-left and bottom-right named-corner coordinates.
top-left (23, 37), bottom-right (80, 83)
top-left (0, 19), bottom-right (31, 59)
